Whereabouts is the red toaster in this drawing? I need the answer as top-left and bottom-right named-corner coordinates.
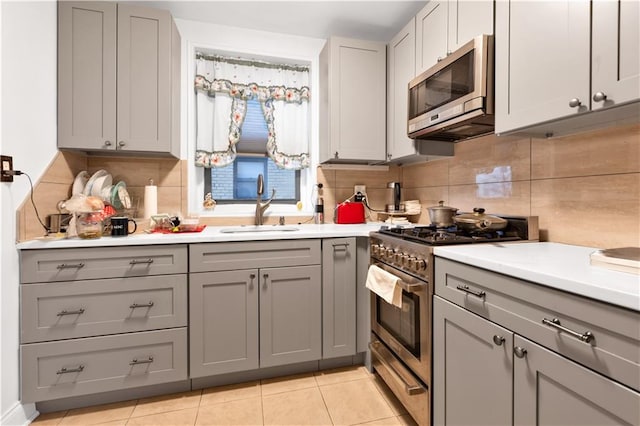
top-left (335, 202), bottom-right (366, 224)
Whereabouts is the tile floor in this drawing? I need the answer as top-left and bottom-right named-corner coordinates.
top-left (32, 366), bottom-right (419, 426)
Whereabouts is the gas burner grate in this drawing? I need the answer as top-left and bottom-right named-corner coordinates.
top-left (378, 225), bottom-right (522, 245)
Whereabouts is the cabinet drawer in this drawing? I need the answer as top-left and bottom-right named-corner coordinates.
top-left (21, 328), bottom-right (187, 402)
top-left (435, 257), bottom-right (640, 392)
top-left (21, 275), bottom-right (187, 343)
top-left (190, 240), bottom-right (321, 272)
top-left (20, 245), bottom-right (188, 283)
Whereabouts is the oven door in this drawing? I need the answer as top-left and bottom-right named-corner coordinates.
top-left (370, 260), bottom-right (431, 385)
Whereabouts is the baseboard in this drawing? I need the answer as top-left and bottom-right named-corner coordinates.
top-left (1, 401), bottom-right (37, 426)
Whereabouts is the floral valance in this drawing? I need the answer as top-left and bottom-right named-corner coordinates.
top-left (194, 54), bottom-right (311, 170)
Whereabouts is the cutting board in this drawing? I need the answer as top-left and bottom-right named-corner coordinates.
top-left (590, 247), bottom-right (640, 275)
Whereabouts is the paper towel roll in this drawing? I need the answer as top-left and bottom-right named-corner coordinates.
top-left (144, 180), bottom-right (158, 219)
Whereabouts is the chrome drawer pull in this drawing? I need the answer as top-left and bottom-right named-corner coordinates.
top-left (332, 242), bottom-right (350, 251)
top-left (129, 356), bottom-right (154, 365)
top-left (542, 317), bottom-right (594, 343)
top-left (56, 365), bottom-right (84, 374)
top-left (456, 284), bottom-right (486, 299)
top-left (57, 308), bottom-right (85, 316)
top-left (129, 301), bottom-right (154, 309)
top-left (129, 259), bottom-right (154, 265)
top-left (56, 263), bottom-right (85, 270)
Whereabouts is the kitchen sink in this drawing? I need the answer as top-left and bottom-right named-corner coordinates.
top-left (219, 225), bottom-right (300, 233)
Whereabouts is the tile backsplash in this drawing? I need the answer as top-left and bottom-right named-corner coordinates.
top-left (401, 123), bottom-right (640, 249)
top-left (17, 123), bottom-right (639, 249)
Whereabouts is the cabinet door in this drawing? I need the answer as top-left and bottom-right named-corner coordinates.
top-left (514, 335), bottom-right (640, 426)
top-left (415, 1), bottom-right (448, 74)
top-left (387, 19), bottom-right (419, 161)
top-left (58, 1), bottom-right (117, 151)
top-left (591, 0), bottom-right (640, 110)
top-left (495, 0), bottom-right (591, 134)
top-left (260, 265), bottom-right (322, 368)
top-left (117, 4), bottom-right (172, 153)
top-left (433, 296), bottom-right (513, 426)
top-left (448, 0), bottom-right (494, 53)
top-left (325, 37), bottom-right (386, 162)
top-left (322, 238), bottom-right (356, 359)
top-left (189, 270), bottom-right (259, 378)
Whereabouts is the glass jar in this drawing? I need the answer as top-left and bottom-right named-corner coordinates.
top-left (76, 212), bottom-right (103, 239)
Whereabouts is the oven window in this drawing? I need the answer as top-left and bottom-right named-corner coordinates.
top-left (377, 291), bottom-right (421, 357)
top-left (409, 50), bottom-right (475, 120)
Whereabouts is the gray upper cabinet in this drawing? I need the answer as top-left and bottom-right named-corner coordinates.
top-left (416, 0), bottom-right (493, 75)
top-left (322, 238), bottom-right (356, 359)
top-left (319, 37), bottom-right (387, 163)
top-left (57, 1), bottom-right (180, 157)
top-left (495, 0), bottom-right (639, 137)
top-left (387, 19), bottom-right (419, 162)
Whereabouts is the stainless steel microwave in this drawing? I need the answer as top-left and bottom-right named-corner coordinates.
top-left (408, 34), bottom-right (494, 141)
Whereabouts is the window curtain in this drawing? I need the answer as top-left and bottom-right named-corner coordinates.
top-left (194, 54), bottom-right (310, 170)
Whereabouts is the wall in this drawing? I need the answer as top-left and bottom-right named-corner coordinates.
top-left (1, 1), bottom-right (57, 424)
top-left (401, 123), bottom-right (640, 249)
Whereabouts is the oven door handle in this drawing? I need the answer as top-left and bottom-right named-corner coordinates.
top-left (371, 262), bottom-right (427, 294)
top-left (369, 341), bottom-right (426, 396)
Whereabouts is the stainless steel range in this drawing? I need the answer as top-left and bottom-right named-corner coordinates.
top-left (368, 216), bottom-right (538, 425)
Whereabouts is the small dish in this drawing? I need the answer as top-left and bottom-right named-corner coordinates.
top-left (83, 170), bottom-right (109, 196)
top-left (110, 181), bottom-right (131, 209)
top-left (72, 171), bottom-right (90, 196)
top-left (90, 173), bottom-right (113, 198)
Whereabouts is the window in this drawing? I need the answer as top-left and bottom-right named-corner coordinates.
top-left (203, 98), bottom-right (300, 203)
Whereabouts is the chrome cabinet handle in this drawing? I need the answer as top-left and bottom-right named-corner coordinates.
top-left (542, 317), bottom-right (594, 343)
top-left (129, 356), bottom-right (154, 365)
top-left (57, 263), bottom-right (85, 270)
top-left (130, 259), bottom-right (154, 265)
top-left (437, 56), bottom-right (443, 62)
top-left (493, 335), bottom-right (505, 346)
top-left (592, 91), bottom-right (607, 102)
top-left (456, 284), bottom-right (486, 299)
top-left (249, 273), bottom-right (256, 279)
top-left (118, 141), bottom-right (126, 147)
top-left (332, 242), bottom-right (350, 252)
top-left (104, 140), bottom-right (112, 146)
top-left (57, 308), bottom-right (85, 316)
top-left (569, 98), bottom-right (582, 108)
top-left (514, 347), bottom-right (527, 358)
top-left (57, 365), bottom-right (84, 374)
top-left (129, 301), bottom-right (154, 309)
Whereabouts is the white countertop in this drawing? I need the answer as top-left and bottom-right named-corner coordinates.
top-left (16, 223), bottom-right (383, 250)
top-left (434, 242), bottom-right (640, 312)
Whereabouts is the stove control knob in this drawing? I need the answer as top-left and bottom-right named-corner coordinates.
top-left (394, 252), bottom-right (404, 263)
top-left (407, 257), bottom-right (417, 269)
top-left (371, 244), bottom-right (381, 256)
top-left (414, 258), bottom-right (427, 271)
top-left (401, 254), bottom-right (410, 266)
top-left (386, 248), bottom-right (396, 260)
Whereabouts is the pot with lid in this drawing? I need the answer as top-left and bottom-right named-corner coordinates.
top-left (427, 201), bottom-right (458, 227)
top-left (453, 208), bottom-right (508, 232)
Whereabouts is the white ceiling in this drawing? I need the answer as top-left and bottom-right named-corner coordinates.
top-left (125, 1), bottom-right (427, 42)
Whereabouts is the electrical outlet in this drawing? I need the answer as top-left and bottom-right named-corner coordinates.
top-left (1, 155), bottom-right (13, 182)
top-left (354, 185), bottom-right (366, 202)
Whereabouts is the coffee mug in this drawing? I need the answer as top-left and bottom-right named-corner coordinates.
top-left (110, 216), bottom-right (137, 237)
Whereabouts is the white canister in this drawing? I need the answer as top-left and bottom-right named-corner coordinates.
top-left (143, 179), bottom-right (158, 218)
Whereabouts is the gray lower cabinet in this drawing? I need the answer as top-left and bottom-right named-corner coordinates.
top-left (322, 238), bottom-right (356, 359)
top-left (189, 240), bottom-right (323, 377)
top-left (259, 265), bottom-right (322, 368)
top-left (433, 257), bottom-right (640, 426)
top-left (19, 245), bottom-right (189, 402)
top-left (433, 296), bottom-right (513, 426)
top-left (189, 270), bottom-right (259, 377)
top-left (514, 335), bottom-right (639, 426)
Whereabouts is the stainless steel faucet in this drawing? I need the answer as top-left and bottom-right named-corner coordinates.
top-left (255, 174), bottom-right (275, 225)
